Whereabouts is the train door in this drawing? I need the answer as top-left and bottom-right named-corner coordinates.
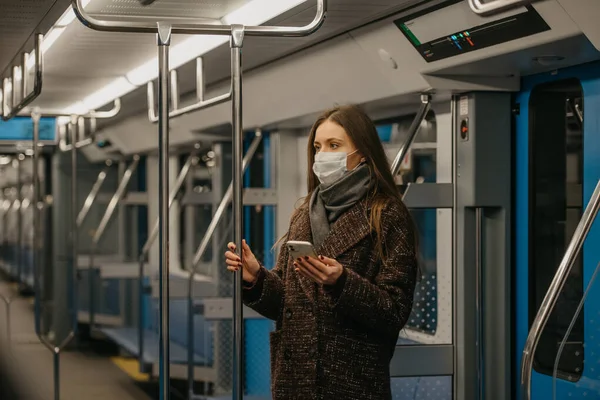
top-left (515, 62), bottom-right (600, 399)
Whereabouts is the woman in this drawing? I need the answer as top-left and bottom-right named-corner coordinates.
top-left (225, 105), bottom-right (418, 400)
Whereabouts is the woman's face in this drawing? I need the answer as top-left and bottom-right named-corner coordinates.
top-left (313, 119), bottom-right (362, 170)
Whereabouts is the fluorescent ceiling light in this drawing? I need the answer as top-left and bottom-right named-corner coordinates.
top-left (223, 0), bottom-right (306, 25)
top-left (57, 116), bottom-right (71, 125)
top-left (26, 0), bottom-right (92, 69)
top-left (26, 27), bottom-right (65, 70)
top-left (82, 77), bottom-right (135, 111)
top-left (57, 0), bottom-right (92, 27)
top-left (126, 35), bottom-right (229, 85)
top-left (64, 101), bottom-right (89, 115)
top-left (42, 27), bottom-right (66, 54)
top-left (80, 0), bottom-right (307, 111)
top-left (126, 0), bottom-right (307, 86)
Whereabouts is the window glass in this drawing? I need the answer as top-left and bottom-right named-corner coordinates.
top-left (529, 79), bottom-right (584, 381)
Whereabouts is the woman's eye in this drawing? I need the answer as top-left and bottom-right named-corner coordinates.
top-left (330, 143), bottom-right (339, 149)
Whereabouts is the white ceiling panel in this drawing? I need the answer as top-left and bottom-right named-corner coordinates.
top-left (87, 0), bottom-right (250, 20)
top-left (27, 0), bottom-right (427, 116)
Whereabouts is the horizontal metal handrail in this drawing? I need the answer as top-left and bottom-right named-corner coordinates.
top-left (72, 0), bottom-right (326, 36)
top-left (56, 100), bottom-right (122, 151)
top-left (468, 0), bottom-right (535, 15)
top-left (148, 57), bottom-right (232, 122)
top-left (1, 34), bottom-right (43, 121)
top-left (520, 178), bottom-right (600, 399)
top-left (21, 98), bottom-right (121, 119)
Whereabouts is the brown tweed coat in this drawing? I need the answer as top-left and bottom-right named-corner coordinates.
top-left (243, 197), bottom-right (417, 400)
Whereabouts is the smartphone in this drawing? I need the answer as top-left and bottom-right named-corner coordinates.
top-left (286, 240), bottom-right (318, 260)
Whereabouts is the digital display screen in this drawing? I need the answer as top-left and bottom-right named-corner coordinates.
top-left (395, 0), bottom-right (550, 62)
top-left (0, 116), bottom-right (57, 142)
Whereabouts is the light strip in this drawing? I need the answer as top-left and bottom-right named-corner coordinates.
top-left (26, 0), bottom-right (93, 70)
top-left (68, 0), bottom-right (308, 113)
top-left (82, 77), bottom-right (135, 111)
top-left (126, 35), bottom-right (229, 85)
top-left (57, 0), bottom-right (92, 27)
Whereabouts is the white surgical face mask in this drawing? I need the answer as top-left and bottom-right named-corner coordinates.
top-left (312, 149), bottom-right (358, 185)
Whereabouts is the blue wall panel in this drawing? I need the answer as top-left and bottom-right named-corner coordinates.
top-left (515, 61), bottom-right (600, 400)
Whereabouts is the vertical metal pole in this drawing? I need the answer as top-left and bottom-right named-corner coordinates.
top-left (16, 154), bottom-right (23, 283)
top-left (475, 208), bottom-right (483, 400)
top-left (157, 22), bottom-right (172, 400)
top-left (71, 117), bottom-right (79, 332)
top-left (54, 349), bottom-right (60, 400)
top-left (450, 96), bottom-right (458, 400)
top-left (0, 295), bottom-right (11, 347)
top-left (231, 25), bottom-right (245, 400)
top-left (4, 297), bottom-right (10, 346)
top-left (32, 109), bottom-right (42, 337)
top-left (21, 53), bottom-right (28, 100)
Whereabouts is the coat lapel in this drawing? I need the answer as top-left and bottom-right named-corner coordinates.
top-left (289, 200), bottom-right (373, 302)
top-left (317, 198), bottom-right (372, 259)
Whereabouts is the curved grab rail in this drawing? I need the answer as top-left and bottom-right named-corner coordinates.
top-left (22, 98), bottom-right (121, 119)
top-left (56, 100), bottom-right (122, 151)
top-left (468, 0), bottom-right (535, 15)
top-left (1, 34), bottom-right (43, 121)
top-left (72, 0), bottom-right (327, 36)
top-left (520, 178), bottom-right (600, 399)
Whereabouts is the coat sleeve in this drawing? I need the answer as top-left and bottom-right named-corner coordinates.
top-left (242, 210), bottom-right (298, 321)
top-left (324, 201), bottom-right (418, 338)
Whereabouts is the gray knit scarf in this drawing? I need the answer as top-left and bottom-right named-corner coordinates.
top-left (309, 163), bottom-right (373, 249)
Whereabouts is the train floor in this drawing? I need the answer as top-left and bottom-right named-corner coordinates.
top-left (0, 281), bottom-right (161, 400)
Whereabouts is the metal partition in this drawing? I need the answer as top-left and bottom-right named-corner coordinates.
top-left (88, 156), bottom-right (140, 327)
top-left (521, 178), bottom-right (600, 399)
top-left (70, 1), bottom-right (327, 398)
top-left (187, 131), bottom-right (262, 398)
top-left (137, 147), bottom-right (200, 372)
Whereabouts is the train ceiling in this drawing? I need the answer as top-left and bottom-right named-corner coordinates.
top-left (0, 0), bottom-right (430, 123)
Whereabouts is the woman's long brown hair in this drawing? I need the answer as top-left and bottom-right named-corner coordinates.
top-left (273, 105), bottom-right (419, 262)
top-left (297, 104), bottom-right (418, 263)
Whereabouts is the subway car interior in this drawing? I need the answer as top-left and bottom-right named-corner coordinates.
top-left (0, 0), bottom-right (599, 399)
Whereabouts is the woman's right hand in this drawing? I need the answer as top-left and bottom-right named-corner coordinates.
top-left (225, 239), bottom-right (261, 283)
